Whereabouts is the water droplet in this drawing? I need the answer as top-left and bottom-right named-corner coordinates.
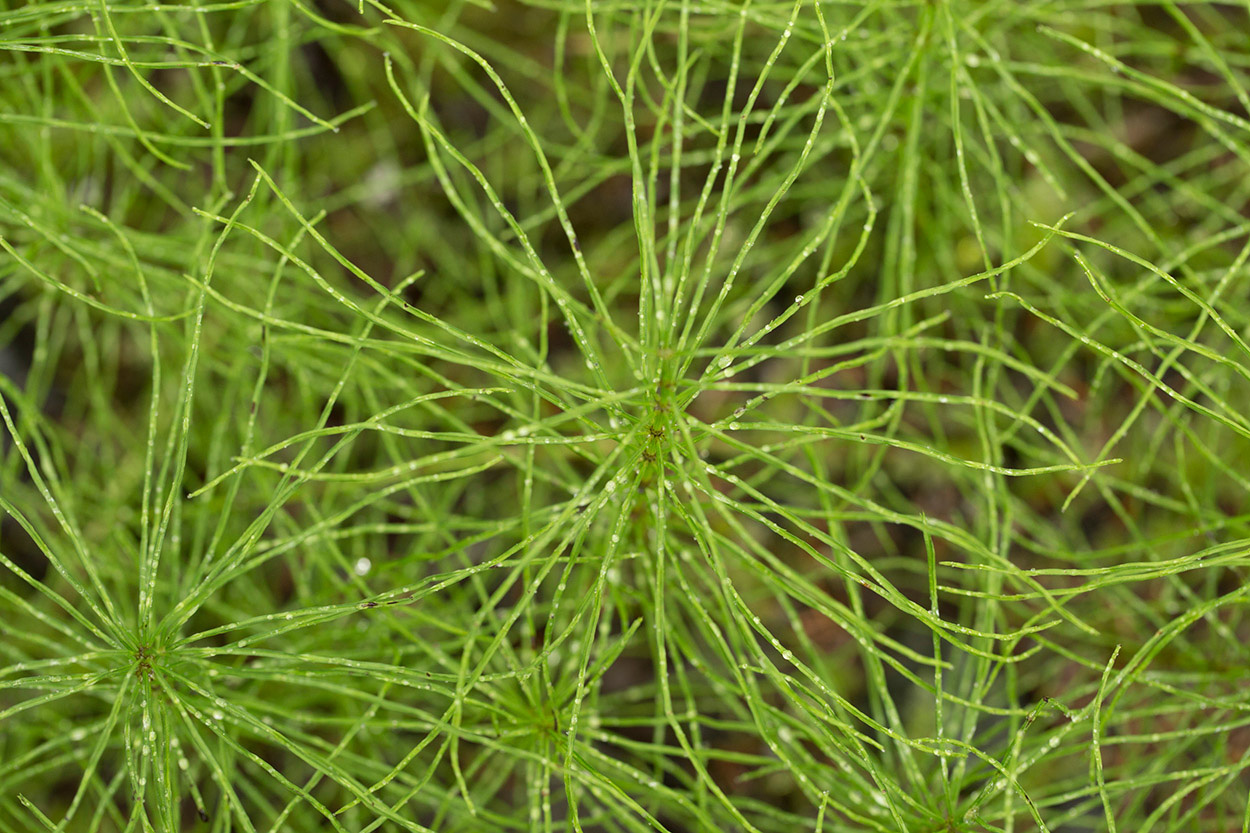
top-left (354, 557), bottom-right (372, 576)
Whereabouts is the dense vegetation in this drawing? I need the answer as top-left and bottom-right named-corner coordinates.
top-left (2, 1), bottom-right (1249, 830)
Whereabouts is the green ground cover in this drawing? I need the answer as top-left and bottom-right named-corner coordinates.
top-left (2, 0), bottom-right (1250, 830)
